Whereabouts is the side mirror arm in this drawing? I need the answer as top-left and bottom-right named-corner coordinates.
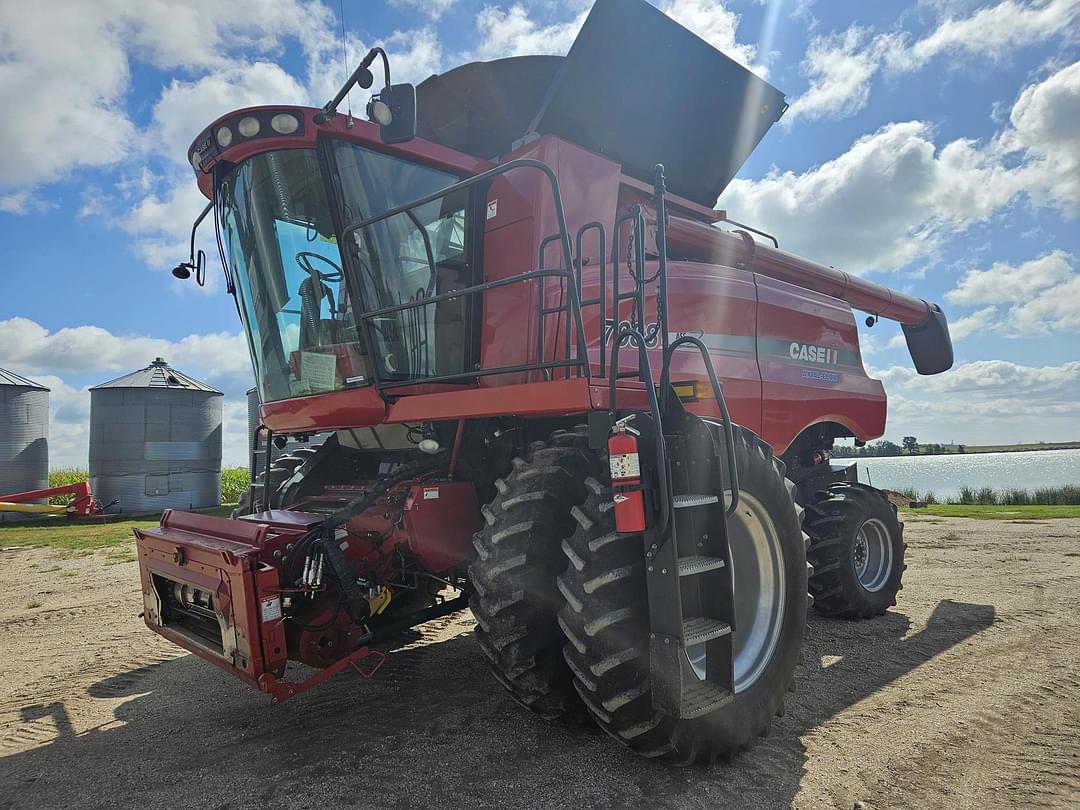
top-left (172, 201), bottom-right (213, 285)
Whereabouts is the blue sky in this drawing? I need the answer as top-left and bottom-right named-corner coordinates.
top-left (1, 0), bottom-right (1078, 467)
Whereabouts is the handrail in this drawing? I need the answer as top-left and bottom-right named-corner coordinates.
top-left (251, 423), bottom-right (274, 510)
top-left (575, 221), bottom-right (607, 375)
top-left (660, 335), bottom-right (740, 516)
top-left (359, 268), bottom-right (588, 389)
top-left (341, 158), bottom-right (587, 390)
top-left (342, 158), bottom-right (575, 284)
top-left (653, 165), bottom-right (671, 360)
top-left (538, 233), bottom-right (570, 381)
top-left (609, 206), bottom-right (649, 351)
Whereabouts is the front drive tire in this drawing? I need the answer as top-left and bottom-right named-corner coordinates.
top-left (557, 425), bottom-right (809, 764)
top-left (468, 428), bottom-right (596, 718)
top-left (805, 483), bottom-right (906, 619)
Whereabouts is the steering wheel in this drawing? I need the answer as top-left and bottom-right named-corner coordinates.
top-left (295, 251), bottom-right (343, 282)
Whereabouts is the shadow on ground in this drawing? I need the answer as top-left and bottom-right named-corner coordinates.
top-left (1, 600), bottom-right (995, 810)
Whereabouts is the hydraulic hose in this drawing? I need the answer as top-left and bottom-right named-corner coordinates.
top-left (283, 455), bottom-right (447, 624)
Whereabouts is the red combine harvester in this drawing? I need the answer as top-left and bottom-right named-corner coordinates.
top-left (139, 0), bottom-right (953, 763)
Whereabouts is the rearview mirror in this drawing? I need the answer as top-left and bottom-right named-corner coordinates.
top-left (368, 83), bottom-right (416, 144)
top-left (173, 202), bottom-right (212, 285)
top-left (195, 249), bottom-right (206, 286)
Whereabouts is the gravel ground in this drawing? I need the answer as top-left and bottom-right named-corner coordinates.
top-left (2, 515), bottom-right (1079, 809)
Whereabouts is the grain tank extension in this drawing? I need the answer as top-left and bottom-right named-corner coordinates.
top-left (137, 0), bottom-right (953, 765)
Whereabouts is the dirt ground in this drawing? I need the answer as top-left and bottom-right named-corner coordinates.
top-left (2, 516), bottom-right (1079, 810)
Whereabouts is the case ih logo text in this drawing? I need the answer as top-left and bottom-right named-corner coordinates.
top-left (789, 342), bottom-right (838, 365)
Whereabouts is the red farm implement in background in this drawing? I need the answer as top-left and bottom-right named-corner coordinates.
top-left (0, 481), bottom-right (111, 520)
top-left (137, 0), bottom-right (953, 764)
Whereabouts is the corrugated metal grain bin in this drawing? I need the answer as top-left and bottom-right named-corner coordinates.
top-left (89, 358), bottom-right (222, 514)
top-left (0, 368), bottom-right (49, 514)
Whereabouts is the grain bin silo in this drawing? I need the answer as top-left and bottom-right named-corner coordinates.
top-left (0, 368), bottom-right (49, 507)
top-left (89, 358), bottom-right (222, 513)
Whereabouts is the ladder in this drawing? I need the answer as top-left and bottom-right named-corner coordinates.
top-left (603, 164), bottom-right (743, 717)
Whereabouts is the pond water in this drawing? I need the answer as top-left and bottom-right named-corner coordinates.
top-left (850, 448), bottom-right (1080, 500)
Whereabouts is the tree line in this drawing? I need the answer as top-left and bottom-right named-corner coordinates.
top-left (831, 437), bottom-right (965, 458)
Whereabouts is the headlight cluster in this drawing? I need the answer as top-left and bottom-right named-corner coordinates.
top-left (190, 109), bottom-right (305, 172)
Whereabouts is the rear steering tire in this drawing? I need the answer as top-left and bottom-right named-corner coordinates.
top-left (557, 425), bottom-right (809, 764)
top-left (805, 483), bottom-right (906, 619)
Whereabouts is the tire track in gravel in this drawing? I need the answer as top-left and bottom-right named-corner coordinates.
top-left (0, 636), bottom-right (182, 749)
top-left (876, 669), bottom-right (1080, 809)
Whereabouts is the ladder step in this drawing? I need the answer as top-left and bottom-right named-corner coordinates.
top-left (677, 555), bottom-right (725, 577)
top-left (673, 493), bottom-right (719, 509)
top-left (680, 679), bottom-right (733, 719)
top-left (682, 617), bottom-right (731, 645)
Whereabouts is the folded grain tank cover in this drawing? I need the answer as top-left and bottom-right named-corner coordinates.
top-left (415, 0), bottom-right (787, 206)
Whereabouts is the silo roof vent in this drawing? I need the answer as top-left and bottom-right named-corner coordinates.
top-left (0, 367), bottom-right (49, 390)
top-left (90, 358), bottom-right (222, 394)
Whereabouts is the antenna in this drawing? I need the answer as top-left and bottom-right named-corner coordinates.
top-left (339, 0), bottom-right (353, 126)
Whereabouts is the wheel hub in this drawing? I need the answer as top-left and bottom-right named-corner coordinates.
top-left (853, 517), bottom-right (893, 592)
top-left (685, 492), bottom-right (786, 694)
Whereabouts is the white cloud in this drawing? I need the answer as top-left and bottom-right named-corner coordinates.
top-left (98, 17), bottom-right (439, 272)
top-left (468, 4), bottom-right (588, 60)
top-left (383, 27), bottom-right (444, 85)
top-left (877, 358), bottom-right (1080, 396)
top-left (948, 306), bottom-right (998, 340)
top-left (947, 249), bottom-right (1073, 305)
top-left (28, 375), bottom-right (93, 471)
top-left (662, 0), bottom-right (759, 72)
top-left (120, 175), bottom-right (217, 271)
top-left (0, 2), bottom-right (134, 189)
top-left (1005, 274), bottom-right (1080, 335)
top-left (902, 0), bottom-right (1080, 69)
top-left (151, 63), bottom-right (310, 168)
top-left (465, 1), bottom-right (759, 70)
top-left (0, 317), bottom-right (251, 380)
top-left (0, 190), bottom-right (52, 215)
top-left (872, 359), bottom-right (1080, 442)
top-left (390, 0), bottom-right (457, 21)
top-left (1, 318), bottom-right (254, 468)
top-left (109, 60), bottom-right (310, 271)
top-left (785, 26), bottom-right (898, 123)
top-left (719, 121), bottom-right (1023, 272)
top-left (787, 0), bottom-right (1080, 123)
top-left (722, 58), bottom-right (1080, 276)
top-left (0, 0), bottom-right (333, 196)
top-left (945, 250), bottom-right (1080, 336)
top-left (1004, 59), bottom-right (1080, 217)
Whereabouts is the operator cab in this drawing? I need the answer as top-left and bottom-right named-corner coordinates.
top-left (216, 141), bottom-right (475, 404)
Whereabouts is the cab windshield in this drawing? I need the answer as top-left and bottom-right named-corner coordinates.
top-left (219, 144), bottom-right (470, 402)
top-left (220, 149), bottom-right (363, 402)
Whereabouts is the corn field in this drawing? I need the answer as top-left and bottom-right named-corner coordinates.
top-left (48, 468), bottom-right (251, 505)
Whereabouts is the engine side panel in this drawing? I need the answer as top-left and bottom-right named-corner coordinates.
top-left (661, 263), bottom-right (763, 435)
top-left (754, 274), bottom-right (886, 454)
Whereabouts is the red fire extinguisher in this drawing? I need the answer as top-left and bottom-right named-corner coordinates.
top-left (608, 426), bottom-right (646, 533)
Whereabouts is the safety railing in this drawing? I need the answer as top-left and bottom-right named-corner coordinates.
top-left (340, 158), bottom-right (590, 391)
